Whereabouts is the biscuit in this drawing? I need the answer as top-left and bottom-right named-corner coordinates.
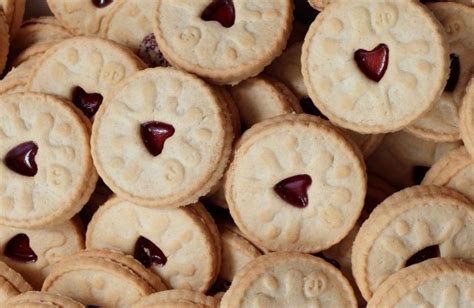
top-left (91, 67), bottom-right (233, 208)
top-left (0, 219), bottom-right (84, 289)
top-left (86, 198), bottom-right (221, 292)
top-left (133, 289), bottom-right (219, 308)
top-left (422, 146), bottom-right (474, 202)
top-left (302, 0), bottom-right (449, 133)
top-left (47, 0), bottom-right (118, 36)
top-left (0, 261), bottom-right (32, 303)
top-left (226, 114), bottom-right (366, 252)
top-left (5, 291), bottom-right (84, 307)
top-left (221, 252), bottom-right (357, 307)
top-left (0, 93), bottom-right (97, 228)
top-left (460, 78), bottom-right (474, 157)
top-left (407, 2), bottom-right (474, 141)
top-left (367, 130), bottom-right (461, 188)
top-left (352, 185), bottom-right (474, 300)
top-left (153, 0), bottom-right (293, 85)
top-left (27, 36), bottom-right (145, 119)
top-left (42, 249), bottom-right (167, 307)
top-left (368, 258), bottom-right (474, 308)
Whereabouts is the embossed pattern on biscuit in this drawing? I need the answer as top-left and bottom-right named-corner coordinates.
top-left (91, 68), bottom-right (232, 207)
top-left (27, 37), bottom-right (144, 119)
top-left (221, 253), bottom-right (357, 307)
top-left (352, 186), bottom-right (474, 300)
top-left (302, 0), bottom-right (449, 133)
top-left (226, 115), bottom-right (366, 252)
top-left (86, 198), bottom-right (219, 292)
top-left (408, 2), bottom-right (474, 141)
top-left (0, 220), bottom-right (83, 290)
top-left (154, 0), bottom-right (292, 84)
top-left (0, 93), bottom-right (94, 228)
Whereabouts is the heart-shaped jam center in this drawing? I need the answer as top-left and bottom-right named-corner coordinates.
top-left (300, 97), bottom-right (328, 120)
top-left (91, 0), bottom-right (113, 8)
top-left (138, 33), bottom-right (169, 68)
top-left (354, 44), bottom-right (389, 82)
top-left (445, 54), bottom-right (460, 92)
top-left (4, 234), bottom-right (38, 263)
top-left (201, 0), bottom-right (235, 28)
top-left (412, 166), bottom-right (429, 185)
top-left (405, 245), bottom-right (440, 267)
top-left (140, 121), bottom-right (175, 156)
top-left (72, 87), bottom-right (103, 118)
top-left (274, 174), bottom-right (312, 208)
top-left (4, 141), bottom-right (38, 177)
top-left (134, 236), bottom-right (167, 268)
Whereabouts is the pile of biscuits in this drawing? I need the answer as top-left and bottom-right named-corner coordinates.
top-left (0, 0), bottom-right (473, 307)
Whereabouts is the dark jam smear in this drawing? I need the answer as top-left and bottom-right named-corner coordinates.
top-left (201, 0), bottom-right (235, 28)
top-left (405, 245), bottom-right (440, 267)
top-left (445, 54), bottom-right (460, 92)
top-left (274, 174), bottom-right (312, 208)
top-left (315, 252), bottom-right (341, 269)
top-left (4, 141), bottom-right (38, 177)
top-left (354, 44), bottom-right (389, 82)
top-left (134, 236), bottom-right (167, 268)
top-left (72, 87), bottom-right (103, 118)
top-left (4, 234), bottom-right (38, 263)
top-left (138, 33), bottom-right (170, 68)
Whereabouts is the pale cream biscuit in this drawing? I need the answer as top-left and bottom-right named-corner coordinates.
top-left (367, 130), bottom-right (461, 188)
top-left (47, 0), bottom-right (118, 36)
top-left (0, 93), bottom-right (97, 228)
top-left (302, 0), bottom-right (449, 133)
top-left (42, 249), bottom-right (167, 307)
top-left (221, 252), bottom-right (357, 307)
top-left (226, 114), bottom-right (366, 253)
top-left (0, 219), bottom-right (84, 290)
top-left (229, 75), bottom-right (301, 129)
top-left (422, 146), bottom-right (474, 202)
top-left (27, 36), bottom-right (145, 120)
top-left (368, 258), bottom-right (474, 308)
top-left (153, 0), bottom-right (293, 85)
top-left (460, 78), bottom-right (474, 157)
top-left (5, 291), bottom-right (85, 307)
top-left (86, 198), bottom-right (221, 292)
top-left (91, 68), bottom-right (233, 208)
top-left (352, 185), bottom-right (474, 300)
top-left (0, 261), bottom-right (32, 303)
top-left (407, 3), bottom-right (474, 141)
top-left (133, 290), bottom-right (219, 308)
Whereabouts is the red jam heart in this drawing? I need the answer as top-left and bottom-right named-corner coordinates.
top-left (138, 33), bottom-right (170, 68)
top-left (412, 166), bottom-right (429, 185)
top-left (72, 87), bottom-right (103, 118)
top-left (134, 236), bottom-right (167, 268)
top-left (405, 245), bottom-right (440, 267)
top-left (4, 234), bottom-right (38, 263)
top-left (273, 174), bottom-right (312, 208)
top-left (4, 141), bottom-right (38, 177)
top-left (201, 0), bottom-right (235, 28)
top-left (140, 121), bottom-right (175, 156)
top-left (354, 44), bottom-right (389, 82)
top-left (91, 0), bottom-right (113, 8)
top-left (445, 54), bottom-right (460, 92)
top-left (300, 97), bottom-right (328, 120)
